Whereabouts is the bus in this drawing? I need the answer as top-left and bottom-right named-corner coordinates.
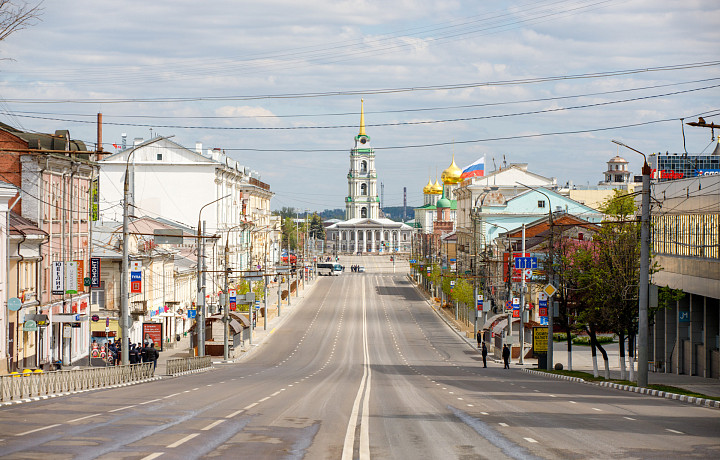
top-left (317, 263), bottom-right (338, 276)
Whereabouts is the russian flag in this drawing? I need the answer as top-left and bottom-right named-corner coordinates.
top-left (461, 156), bottom-right (485, 179)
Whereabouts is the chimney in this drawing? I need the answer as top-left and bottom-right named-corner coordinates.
top-left (133, 137), bottom-right (143, 147)
top-left (121, 133), bottom-right (127, 150)
top-left (196, 142), bottom-right (202, 154)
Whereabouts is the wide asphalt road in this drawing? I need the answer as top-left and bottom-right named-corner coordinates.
top-left (1, 272), bottom-right (718, 459)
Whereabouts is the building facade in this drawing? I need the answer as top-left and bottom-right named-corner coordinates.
top-left (345, 100), bottom-right (380, 220)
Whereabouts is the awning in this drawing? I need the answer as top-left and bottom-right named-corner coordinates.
top-left (492, 319), bottom-right (509, 334)
top-left (482, 313), bottom-right (506, 330)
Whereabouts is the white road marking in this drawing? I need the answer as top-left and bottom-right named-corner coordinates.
top-left (139, 399), bottom-right (162, 405)
top-left (569, 401), bottom-right (577, 404)
top-left (271, 391), bottom-right (282, 396)
top-left (592, 408), bottom-right (602, 411)
top-left (623, 416), bottom-right (636, 421)
top-left (666, 429), bottom-right (683, 434)
top-left (226, 409), bottom-right (245, 418)
top-left (67, 413), bottom-right (102, 423)
top-left (202, 420), bottom-right (225, 430)
top-left (164, 393), bottom-right (181, 399)
top-left (109, 405), bottom-right (136, 412)
top-left (342, 277), bottom-right (371, 460)
top-left (498, 423), bottom-right (509, 427)
top-left (244, 403), bottom-right (258, 410)
top-left (258, 397), bottom-right (270, 402)
top-left (193, 388), bottom-right (199, 391)
top-left (140, 453), bottom-right (164, 460)
top-left (16, 424), bottom-right (61, 436)
top-left (167, 433), bottom-right (199, 448)
top-left (549, 395), bottom-right (557, 398)
top-left (524, 437), bottom-right (538, 443)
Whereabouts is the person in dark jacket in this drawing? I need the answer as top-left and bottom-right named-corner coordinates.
top-left (502, 344), bottom-right (511, 369)
top-left (481, 343), bottom-right (488, 368)
top-left (477, 330), bottom-right (482, 348)
top-left (148, 343), bottom-right (159, 374)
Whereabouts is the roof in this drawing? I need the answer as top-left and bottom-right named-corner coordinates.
top-left (327, 217), bottom-right (413, 230)
top-left (0, 122), bottom-right (87, 152)
top-left (9, 212), bottom-right (47, 238)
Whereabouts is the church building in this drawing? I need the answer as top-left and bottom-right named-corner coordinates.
top-left (325, 101), bottom-right (413, 253)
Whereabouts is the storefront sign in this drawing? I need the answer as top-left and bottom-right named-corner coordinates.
top-left (90, 257), bottom-right (101, 288)
top-left (52, 261), bottom-right (64, 295)
top-left (65, 261), bottom-right (79, 294)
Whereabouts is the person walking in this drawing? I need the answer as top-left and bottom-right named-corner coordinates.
top-left (481, 342), bottom-right (488, 368)
top-left (476, 330), bottom-right (482, 348)
top-left (148, 343), bottom-right (159, 374)
top-left (502, 344), bottom-right (511, 369)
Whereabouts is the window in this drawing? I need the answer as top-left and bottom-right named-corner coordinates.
top-left (360, 160), bottom-right (367, 174)
top-left (157, 153), bottom-right (163, 161)
top-left (361, 207), bottom-right (367, 218)
top-left (361, 183), bottom-right (367, 195)
top-left (538, 200), bottom-right (546, 208)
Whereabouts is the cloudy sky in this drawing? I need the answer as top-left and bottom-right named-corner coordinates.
top-left (1, 0), bottom-right (719, 217)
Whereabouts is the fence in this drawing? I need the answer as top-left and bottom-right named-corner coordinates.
top-left (0, 363), bottom-right (153, 403)
top-left (166, 356), bottom-right (212, 376)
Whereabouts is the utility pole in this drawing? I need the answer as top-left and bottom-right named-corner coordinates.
top-left (612, 139), bottom-right (650, 387)
top-left (223, 241), bottom-right (229, 361)
top-left (547, 211), bottom-right (555, 371)
top-left (519, 223), bottom-right (526, 365)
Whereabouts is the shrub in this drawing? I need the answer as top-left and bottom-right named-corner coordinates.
top-left (553, 333), bottom-right (577, 341)
top-left (572, 335), bottom-right (614, 345)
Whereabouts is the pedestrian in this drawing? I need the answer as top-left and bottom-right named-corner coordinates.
top-left (502, 344), bottom-right (511, 369)
top-left (481, 342), bottom-right (488, 368)
top-left (476, 330), bottom-right (482, 348)
top-left (149, 343), bottom-right (160, 374)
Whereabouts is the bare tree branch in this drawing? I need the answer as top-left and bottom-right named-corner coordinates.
top-left (0, 1), bottom-right (43, 42)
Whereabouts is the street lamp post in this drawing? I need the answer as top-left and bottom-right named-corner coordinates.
top-left (518, 183), bottom-right (555, 371)
top-left (196, 194), bottom-right (231, 358)
top-left (489, 222), bottom-right (512, 352)
top-left (612, 139), bottom-right (651, 388)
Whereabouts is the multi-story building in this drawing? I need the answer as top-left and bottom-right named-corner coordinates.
top-left (649, 139), bottom-right (720, 181)
top-left (0, 123), bottom-right (95, 368)
top-left (648, 174), bottom-right (719, 378)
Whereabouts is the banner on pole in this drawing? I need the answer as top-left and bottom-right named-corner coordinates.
top-left (65, 261), bottom-right (78, 294)
top-left (52, 261), bottom-right (64, 295)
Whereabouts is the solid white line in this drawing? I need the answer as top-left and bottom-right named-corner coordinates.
top-left (226, 409), bottom-right (245, 418)
top-left (666, 429), bottom-right (683, 434)
top-left (140, 453), bottom-right (164, 460)
top-left (244, 403), bottom-right (258, 410)
top-left (258, 397), bottom-right (270, 402)
top-left (67, 413), bottom-right (101, 423)
top-left (109, 405), bottom-right (136, 413)
top-left (167, 433), bottom-right (199, 448)
top-left (139, 399), bottom-right (162, 405)
top-left (16, 424), bottom-right (61, 436)
top-left (524, 437), bottom-right (538, 443)
top-left (202, 420), bottom-right (225, 431)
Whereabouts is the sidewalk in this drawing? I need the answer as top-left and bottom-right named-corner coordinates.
top-left (413, 276), bottom-right (720, 399)
top-left (155, 274), bottom-right (317, 374)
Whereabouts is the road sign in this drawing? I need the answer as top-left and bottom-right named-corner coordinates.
top-left (476, 295), bottom-right (483, 312)
top-left (8, 297), bottom-right (22, 312)
top-left (130, 271), bottom-right (142, 293)
top-left (543, 284), bottom-right (558, 297)
top-left (131, 261), bottom-right (142, 271)
top-left (512, 297), bottom-right (520, 306)
top-left (539, 316), bottom-right (548, 326)
top-left (450, 280), bottom-right (455, 287)
top-left (187, 309), bottom-right (197, 319)
top-left (514, 256), bottom-right (538, 269)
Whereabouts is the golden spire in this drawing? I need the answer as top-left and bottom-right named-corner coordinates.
top-left (359, 99), bottom-right (366, 136)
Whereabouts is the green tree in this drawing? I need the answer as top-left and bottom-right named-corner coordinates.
top-left (281, 217), bottom-right (298, 250)
top-left (309, 213), bottom-right (325, 240)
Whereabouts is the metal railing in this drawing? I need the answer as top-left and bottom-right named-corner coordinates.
top-left (166, 356), bottom-right (212, 376)
top-left (0, 363), bottom-right (153, 402)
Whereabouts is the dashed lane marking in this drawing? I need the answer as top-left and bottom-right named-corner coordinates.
top-left (244, 403), bottom-right (258, 410)
top-left (524, 437), bottom-right (538, 443)
top-left (666, 429), bottom-right (683, 434)
top-left (16, 424), bottom-right (61, 436)
top-left (167, 433), bottom-right (199, 448)
top-left (623, 416), bottom-right (636, 421)
top-left (498, 423), bottom-right (509, 427)
top-left (140, 453), bottom-right (164, 460)
top-left (139, 399), bottom-right (162, 405)
top-left (202, 420), bottom-right (226, 431)
top-left (67, 413), bottom-right (101, 423)
top-left (592, 408), bottom-right (602, 411)
top-left (258, 397), bottom-right (270, 402)
top-left (226, 409), bottom-right (245, 418)
top-left (109, 405), bottom-right (136, 413)
top-left (481, 412), bottom-right (489, 415)
top-left (164, 393), bottom-right (181, 399)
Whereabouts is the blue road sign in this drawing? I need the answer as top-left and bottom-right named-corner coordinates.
top-left (540, 316), bottom-right (548, 325)
top-left (514, 257), bottom-right (538, 269)
top-left (187, 309), bottom-right (197, 319)
top-left (130, 271), bottom-right (142, 282)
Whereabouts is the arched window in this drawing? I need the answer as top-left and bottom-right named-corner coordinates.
top-left (360, 160), bottom-right (367, 174)
top-left (360, 183), bottom-right (367, 195)
top-left (361, 207), bottom-right (367, 218)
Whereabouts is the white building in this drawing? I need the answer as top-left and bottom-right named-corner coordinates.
top-left (326, 102), bottom-right (413, 253)
top-left (98, 136), bottom-right (274, 275)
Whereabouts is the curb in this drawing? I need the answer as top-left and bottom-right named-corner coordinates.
top-left (523, 368), bottom-right (720, 410)
top-left (0, 375), bottom-right (163, 408)
top-left (165, 366), bottom-right (215, 377)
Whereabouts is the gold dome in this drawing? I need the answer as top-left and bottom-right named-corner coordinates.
top-left (441, 156), bottom-right (463, 184)
top-left (423, 178), bottom-right (434, 195)
top-left (431, 179), bottom-right (443, 194)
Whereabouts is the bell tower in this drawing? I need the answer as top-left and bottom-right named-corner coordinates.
top-left (346, 100), bottom-right (379, 220)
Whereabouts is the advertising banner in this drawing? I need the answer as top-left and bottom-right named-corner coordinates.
top-left (90, 257), bottom-right (101, 288)
top-left (142, 322), bottom-right (163, 351)
top-left (52, 261), bottom-right (64, 295)
top-left (65, 261), bottom-right (78, 294)
top-left (75, 259), bottom-right (84, 293)
top-left (130, 271), bottom-right (142, 293)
